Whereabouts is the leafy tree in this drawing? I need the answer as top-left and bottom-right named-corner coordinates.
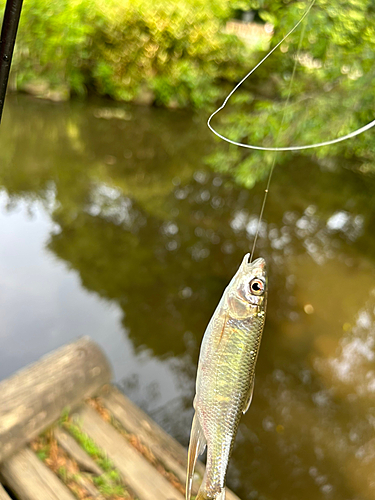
top-left (208, 0), bottom-right (375, 185)
top-left (3, 0), bottom-right (251, 107)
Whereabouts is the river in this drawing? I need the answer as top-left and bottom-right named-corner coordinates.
top-left (1, 94), bottom-right (375, 500)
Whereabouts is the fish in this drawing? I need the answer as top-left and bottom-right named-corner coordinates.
top-left (186, 253), bottom-right (267, 500)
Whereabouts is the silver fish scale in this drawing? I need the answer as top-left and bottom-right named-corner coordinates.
top-left (187, 256), bottom-right (267, 500)
top-left (196, 311), bottom-right (265, 498)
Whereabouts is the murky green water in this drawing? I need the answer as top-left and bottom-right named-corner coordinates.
top-left (1, 95), bottom-right (375, 500)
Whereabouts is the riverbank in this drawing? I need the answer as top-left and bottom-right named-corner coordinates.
top-left (4, 0), bottom-right (272, 109)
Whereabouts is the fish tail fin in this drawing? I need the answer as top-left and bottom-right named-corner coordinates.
top-left (186, 413), bottom-right (206, 500)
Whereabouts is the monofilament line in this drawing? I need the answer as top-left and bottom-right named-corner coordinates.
top-left (249, 8), bottom-right (307, 261)
top-left (207, 0), bottom-right (375, 152)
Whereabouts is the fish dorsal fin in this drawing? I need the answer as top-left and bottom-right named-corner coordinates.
top-left (242, 378), bottom-right (255, 414)
top-left (186, 413), bottom-right (207, 500)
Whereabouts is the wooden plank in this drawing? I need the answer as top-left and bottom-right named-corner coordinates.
top-left (0, 338), bottom-right (112, 463)
top-left (0, 447), bottom-right (76, 500)
top-left (75, 474), bottom-right (105, 500)
top-left (0, 484), bottom-right (11, 500)
top-left (75, 405), bottom-right (184, 500)
top-left (101, 387), bottom-right (241, 500)
top-left (54, 427), bottom-right (103, 475)
top-left (101, 387), bottom-right (193, 485)
top-left (54, 428), bottom-right (107, 498)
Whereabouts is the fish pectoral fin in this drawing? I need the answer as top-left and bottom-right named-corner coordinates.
top-left (242, 378), bottom-right (255, 414)
top-left (186, 413), bottom-right (206, 500)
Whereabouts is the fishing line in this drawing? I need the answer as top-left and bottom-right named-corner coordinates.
top-left (249, 10), bottom-right (307, 261)
top-left (207, 0), bottom-right (375, 151)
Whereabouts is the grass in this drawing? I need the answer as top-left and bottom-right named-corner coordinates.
top-left (31, 411), bottom-right (132, 500)
top-left (32, 399), bottom-right (186, 500)
top-left (62, 416), bottom-right (130, 498)
top-left (63, 419), bottom-right (114, 473)
top-left (87, 397), bottom-right (185, 496)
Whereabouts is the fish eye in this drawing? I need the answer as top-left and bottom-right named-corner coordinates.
top-left (249, 278), bottom-right (265, 296)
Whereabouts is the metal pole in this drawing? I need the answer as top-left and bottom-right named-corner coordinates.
top-left (0, 0), bottom-right (24, 124)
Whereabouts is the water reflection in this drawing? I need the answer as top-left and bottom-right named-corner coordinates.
top-left (231, 254), bottom-right (375, 500)
top-left (1, 95), bottom-right (375, 500)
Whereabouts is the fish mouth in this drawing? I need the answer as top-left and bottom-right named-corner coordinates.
top-left (240, 254), bottom-right (266, 278)
top-left (251, 257), bottom-right (266, 270)
top-left (241, 254), bottom-right (266, 268)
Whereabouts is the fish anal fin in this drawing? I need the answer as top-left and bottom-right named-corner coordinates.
top-left (242, 378), bottom-right (255, 414)
top-left (186, 413), bottom-right (207, 500)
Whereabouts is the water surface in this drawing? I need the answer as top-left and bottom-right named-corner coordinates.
top-left (1, 95), bottom-right (375, 500)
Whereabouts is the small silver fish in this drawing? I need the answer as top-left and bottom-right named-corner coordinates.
top-left (186, 254), bottom-right (267, 500)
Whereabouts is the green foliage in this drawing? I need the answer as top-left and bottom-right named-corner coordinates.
top-left (57, 466), bottom-right (68, 482)
top-left (36, 449), bottom-right (48, 461)
top-left (93, 473), bottom-right (127, 497)
top-left (208, 0), bottom-right (375, 184)
top-left (3, 0), bottom-right (251, 108)
top-left (10, 0), bottom-right (102, 96)
top-left (59, 407), bottom-right (71, 425)
top-left (3, 0), bottom-right (375, 181)
top-left (65, 420), bottom-right (110, 469)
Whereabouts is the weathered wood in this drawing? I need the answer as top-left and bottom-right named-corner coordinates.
top-left (0, 338), bottom-right (112, 463)
top-left (101, 387), bottom-right (194, 482)
top-left (75, 405), bottom-right (184, 500)
top-left (75, 474), bottom-right (105, 500)
top-left (0, 483), bottom-right (11, 500)
top-left (54, 427), bottom-right (103, 475)
top-left (54, 427), bottom-right (112, 499)
top-left (101, 387), bottom-right (241, 500)
top-left (0, 447), bottom-right (76, 500)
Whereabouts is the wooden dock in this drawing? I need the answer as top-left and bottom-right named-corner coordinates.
top-left (0, 338), bottom-right (241, 500)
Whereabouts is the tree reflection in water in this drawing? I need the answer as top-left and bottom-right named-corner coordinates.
top-left (1, 95), bottom-right (375, 500)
